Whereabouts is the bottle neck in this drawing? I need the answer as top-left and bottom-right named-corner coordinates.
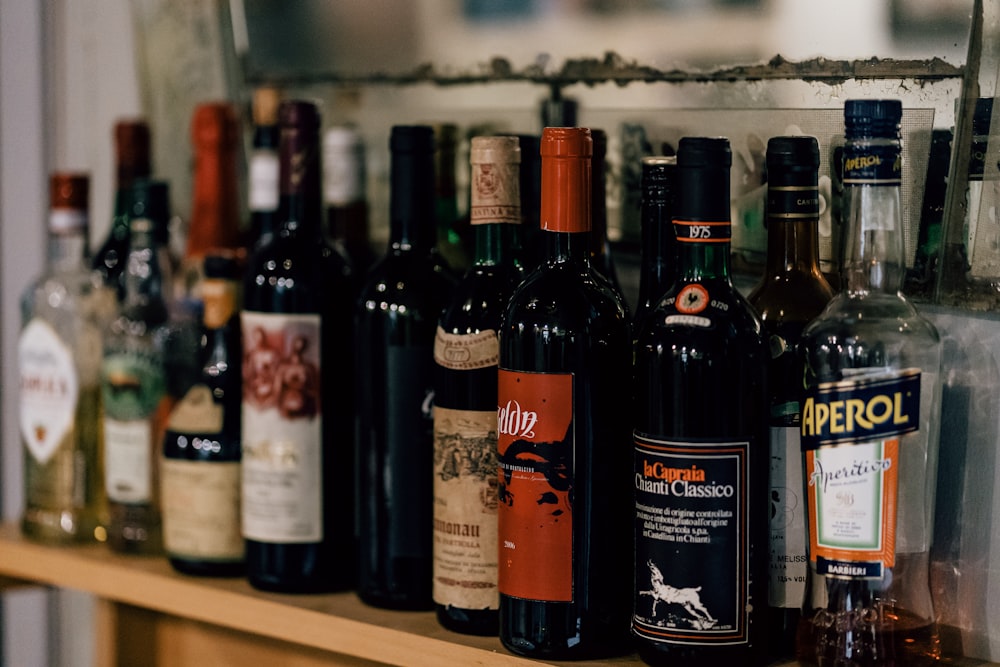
top-left (840, 137), bottom-right (905, 295)
top-left (389, 148), bottom-right (436, 251)
top-left (277, 123), bottom-right (323, 241)
top-left (47, 208), bottom-right (90, 270)
top-left (188, 145), bottom-right (241, 257)
top-left (762, 217), bottom-right (823, 278)
top-left (122, 224), bottom-right (170, 325)
top-left (639, 196), bottom-right (673, 287)
top-left (202, 277), bottom-right (239, 330)
top-left (676, 239), bottom-right (731, 282)
top-left (472, 221), bottom-right (521, 267)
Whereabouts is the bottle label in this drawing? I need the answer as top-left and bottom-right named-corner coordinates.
top-left (767, 186), bottom-right (820, 221)
top-left (842, 144), bottom-right (901, 186)
top-left (673, 219), bottom-right (731, 244)
top-left (19, 319), bottom-right (79, 465)
top-left (323, 148), bottom-right (364, 206)
top-left (48, 208), bottom-right (88, 235)
top-left (434, 327), bottom-right (498, 371)
top-left (249, 149), bottom-right (279, 211)
top-left (432, 406), bottom-right (499, 610)
top-left (768, 423), bottom-right (807, 608)
top-left (633, 434), bottom-right (750, 646)
top-left (240, 311), bottom-right (323, 543)
top-left (496, 370), bottom-right (574, 602)
top-left (801, 370), bottom-right (920, 578)
top-left (471, 161), bottom-right (521, 225)
top-left (101, 349), bottom-right (168, 504)
top-left (104, 418), bottom-right (154, 503)
top-left (161, 457), bottom-right (243, 561)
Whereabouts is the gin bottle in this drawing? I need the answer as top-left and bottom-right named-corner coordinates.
top-left (797, 99), bottom-right (943, 666)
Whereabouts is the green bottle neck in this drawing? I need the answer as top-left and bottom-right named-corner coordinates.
top-left (472, 221), bottom-right (522, 268)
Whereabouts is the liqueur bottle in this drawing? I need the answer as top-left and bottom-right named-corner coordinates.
top-left (241, 100), bottom-right (356, 593)
top-left (746, 136), bottom-right (834, 657)
top-left (797, 99), bottom-right (943, 667)
top-left (497, 127), bottom-right (632, 659)
top-left (162, 252), bottom-right (244, 576)
top-left (433, 136), bottom-right (525, 635)
top-left (433, 123), bottom-right (470, 274)
top-left (177, 102), bottom-right (243, 304)
top-left (101, 179), bottom-right (173, 555)
top-left (632, 156), bottom-right (677, 337)
top-left (589, 128), bottom-right (625, 300)
top-left (356, 125), bottom-right (456, 609)
top-left (323, 125), bottom-right (376, 282)
top-left (632, 137), bottom-right (769, 666)
top-left (93, 120), bottom-right (151, 297)
top-left (20, 174), bottom-right (114, 543)
top-left (247, 86), bottom-right (281, 251)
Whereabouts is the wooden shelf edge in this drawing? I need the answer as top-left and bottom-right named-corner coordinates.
top-left (0, 523), bottom-right (549, 667)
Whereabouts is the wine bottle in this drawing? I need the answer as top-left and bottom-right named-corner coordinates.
top-left (20, 174), bottom-right (115, 544)
top-left (101, 179), bottom-right (173, 555)
top-left (241, 100), bottom-right (356, 593)
top-left (93, 120), bottom-right (151, 298)
top-left (356, 125), bottom-right (457, 610)
top-left (746, 136), bottom-right (834, 658)
top-left (497, 127), bottom-right (632, 659)
top-left (632, 137), bottom-right (769, 666)
top-left (433, 135), bottom-right (525, 635)
top-left (516, 134), bottom-right (543, 272)
top-left (177, 101), bottom-right (243, 305)
top-left (162, 251), bottom-right (245, 576)
top-left (323, 124), bottom-right (376, 283)
top-left (797, 99), bottom-right (943, 667)
top-left (433, 123), bottom-right (470, 274)
top-left (247, 85), bottom-right (281, 251)
top-left (632, 155), bottom-right (677, 338)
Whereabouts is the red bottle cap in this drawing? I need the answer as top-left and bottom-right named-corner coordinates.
top-left (540, 127), bottom-right (591, 233)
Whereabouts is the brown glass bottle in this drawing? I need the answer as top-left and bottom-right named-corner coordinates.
top-left (241, 100), bottom-right (355, 593)
top-left (747, 136), bottom-right (833, 659)
top-left (93, 120), bottom-right (151, 297)
top-left (497, 127), bottom-right (632, 659)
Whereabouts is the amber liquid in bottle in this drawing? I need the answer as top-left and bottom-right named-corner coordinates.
top-left (497, 127), bottom-right (632, 660)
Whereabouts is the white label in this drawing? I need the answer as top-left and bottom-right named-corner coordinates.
top-left (104, 418), bottom-right (153, 503)
top-left (241, 311), bottom-right (323, 543)
top-left (249, 150), bottom-right (279, 211)
top-left (162, 458), bottom-right (243, 560)
top-left (768, 426), bottom-right (806, 608)
top-left (19, 319), bottom-right (79, 464)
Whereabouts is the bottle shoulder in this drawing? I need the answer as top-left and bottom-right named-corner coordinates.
top-left (802, 292), bottom-right (940, 343)
top-left (747, 272), bottom-right (834, 326)
top-left (504, 261), bottom-right (627, 323)
top-left (357, 248), bottom-right (456, 317)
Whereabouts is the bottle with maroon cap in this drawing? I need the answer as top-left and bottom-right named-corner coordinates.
top-left (497, 126), bottom-right (632, 659)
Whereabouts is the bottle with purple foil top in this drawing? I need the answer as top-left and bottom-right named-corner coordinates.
top-left (797, 99), bottom-right (943, 666)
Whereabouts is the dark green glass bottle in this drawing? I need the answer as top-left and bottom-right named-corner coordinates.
top-left (632, 136), bottom-right (769, 666)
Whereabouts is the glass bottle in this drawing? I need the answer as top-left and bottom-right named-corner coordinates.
top-left (797, 99), bottom-right (943, 667)
top-left (746, 136), bottom-right (834, 658)
top-left (433, 136), bottom-right (525, 635)
top-left (247, 85), bottom-right (281, 251)
top-left (241, 100), bottom-right (356, 593)
top-left (516, 134), bottom-right (543, 272)
top-left (497, 127), bottom-right (632, 659)
top-left (93, 120), bottom-right (151, 298)
top-left (20, 173), bottom-right (115, 544)
top-left (632, 136), bottom-right (769, 667)
top-left (162, 251), bottom-right (244, 576)
top-left (177, 101), bottom-right (243, 305)
top-left (101, 179), bottom-right (173, 555)
top-left (632, 155), bottom-right (677, 338)
top-left (323, 124), bottom-right (376, 284)
top-left (433, 122), bottom-right (470, 275)
top-left (356, 125), bottom-right (456, 609)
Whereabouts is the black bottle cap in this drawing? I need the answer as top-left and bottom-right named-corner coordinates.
top-left (278, 100), bottom-right (320, 134)
top-left (677, 136), bottom-right (732, 168)
top-left (676, 137), bottom-right (731, 222)
top-left (845, 99), bottom-right (902, 139)
top-left (390, 125), bottom-right (435, 154)
top-left (766, 136), bottom-right (820, 187)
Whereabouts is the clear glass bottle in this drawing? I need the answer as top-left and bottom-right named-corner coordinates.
top-left (101, 179), bottom-right (173, 555)
top-left (20, 173), bottom-right (115, 544)
top-left (747, 136), bottom-right (834, 658)
top-left (797, 99), bottom-right (943, 667)
top-left (632, 137), bottom-right (769, 667)
top-left (433, 135), bottom-right (525, 635)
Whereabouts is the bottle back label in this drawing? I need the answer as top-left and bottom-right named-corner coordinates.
top-left (434, 327), bottom-right (498, 370)
top-left (801, 370), bottom-right (920, 578)
top-left (768, 422), bottom-right (807, 608)
top-left (633, 433), bottom-right (750, 646)
top-left (104, 418), bottom-right (155, 503)
top-left (496, 370), bottom-right (574, 602)
top-left (241, 311), bottom-right (323, 543)
top-left (432, 406), bottom-right (499, 610)
top-left (162, 458), bottom-right (243, 560)
top-left (19, 319), bottom-right (79, 465)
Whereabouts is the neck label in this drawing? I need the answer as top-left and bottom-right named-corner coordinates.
top-left (843, 144), bottom-right (901, 185)
top-left (673, 220), bottom-right (731, 243)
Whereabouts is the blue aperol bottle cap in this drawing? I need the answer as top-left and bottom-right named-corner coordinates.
top-left (845, 99), bottom-right (902, 139)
